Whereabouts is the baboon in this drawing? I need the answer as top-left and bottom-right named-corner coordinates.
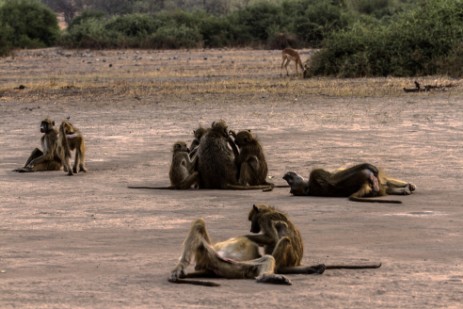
top-left (14, 117), bottom-right (63, 173)
top-left (59, 120), bottom-right (87, 174)
top-left (196, 120), bottom-right (271, 190)
top-left (283, 163), bottom-right (416, 203)
top-left (169, 218), bottom-right (292, 286)
top-left (281, 48), bottom-right (304, 76)
top-left (230, 130), bottom-right (274, 189)
top-left (169, 141), bottom-right (199, 189)
top-left (128, 141), bottom-right (198, 190)
top-left (189, 126), bottom-right (207, 159)
top-left (247, 204), bottom-right (382, 273)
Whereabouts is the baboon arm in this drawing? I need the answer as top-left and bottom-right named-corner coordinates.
top-left (245, 234), bottom-right (275, 246)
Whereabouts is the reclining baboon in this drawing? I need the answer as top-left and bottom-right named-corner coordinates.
top-left (196, 120), bottom-right (272, 191)
top-left (14, 117), bottom-right (64, 173)
top-left (169, 218), bottom-right (292, 286)
top-left (247, 204), bottom-right (382, 272)
top-left (169, 204), bottom-right (381, 286)
top-left (230, 130), bottom-right (274, 190)
top-left (59, 120), bottom-right (87, 174)
top-left (283, 163), bottom-right (416, 203)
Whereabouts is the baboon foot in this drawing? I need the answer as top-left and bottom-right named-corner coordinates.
top-left (307, 264), bottom-right (326, 275)
top-left (73, 167), bottom-right (77, 174)
top-left (66, 170), bottom-right (73, 176)
top-left (408, 183), bottom-right (416, 192)
top-left (14, 167), bottom-right (33, 173)
top-left (169, 267), bottom-right (186, 282)
top-left (256, 274), bottom-right (292, 285)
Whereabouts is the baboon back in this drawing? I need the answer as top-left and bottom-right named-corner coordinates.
top-left (197, 130), bottom-right (237, 189)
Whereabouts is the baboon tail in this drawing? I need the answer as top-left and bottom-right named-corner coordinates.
top-left (326, 262), bottom-right (382, 269)
top-left (127, 185), bottom-right (174, 190)
top-left (349, 196), bottom-right (402, 204)
top-left (168, 278), bottom-right (220, 287)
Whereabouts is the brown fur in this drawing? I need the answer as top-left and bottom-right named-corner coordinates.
top-left (189, 126), bottom-right (207, 159)
top-left (14, 117), bottom-right (63, 173)
top-left (283, 163), bottom-right (416, 203)
top-left (196, 120), bottom-right (271, 190)
top-left (169, 141), bottom-right (198, 189)
top-left (247, 204), bottom-right (382, 272)
top-left (281, 48), bottom-right (304, 76)
top-left (59, 120), bottom-right (87, 174)
top-left (230, 130), bottom-right (273, 191)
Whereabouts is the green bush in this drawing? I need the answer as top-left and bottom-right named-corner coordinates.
top-left (0, 0), bottom-right (59, 49)
top-left (309, 0), bottom-right (463, 77)
top-left (148, 24), bottom-right (203, 49)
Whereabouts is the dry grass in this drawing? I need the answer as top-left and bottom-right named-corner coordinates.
top-left (0, 48), bottom-right (460, 100)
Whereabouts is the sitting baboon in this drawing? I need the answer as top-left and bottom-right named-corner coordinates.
top-left (169, 218), bottom-right (292, 286)
top-left (59, 120), bottom-right (87, 174)
top-left (188, 126), bottom-right (207, 159)
top-left (14, 117), bottom-right (63, 173)
top-left (230, 130), bottom-right (274, 189)
top-left (283, 163), bottom-right (416, 203)
top-left (169, 141), bottom-right (199, 189)
top-left (196, 120), bottom-right (271, 190)
top-left (247, 204), bottom-right (382, 272)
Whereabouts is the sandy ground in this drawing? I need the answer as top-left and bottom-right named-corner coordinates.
top-left (0, 49), bottom-right (462, 308)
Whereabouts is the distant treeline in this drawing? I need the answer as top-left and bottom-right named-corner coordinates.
top-left (1, 0), bottom-right (462, 77)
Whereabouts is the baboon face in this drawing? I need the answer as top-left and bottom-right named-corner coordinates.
top-left (283, 172), bottom-right (307, 195)
top-left (173, 141), bottom-right (190, 153)
top-left (234, 130), bottom-right (253, 147)
top-left (248, 204), bottom-right (262, 233)
top-left (40, 118), bottom-right (55, 133)
top-left (60, 121), bottom-right (75, 135)
top-left (193, 127), bottom-right (207, 140)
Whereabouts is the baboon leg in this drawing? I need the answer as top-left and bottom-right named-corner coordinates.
top-left (73, 150), bottom-right (79, 174)
top-left (61, 156), bottom-right (73, 176)
top-left (253, 255), bottom-right (292, 285)
top-left (79, 145), bottom-right (87, 172)
top-left (24, 148), bottom-right (43, 167)
top-left (239, 161), bottom-right (255, 186)
top-left (385, 177), bottom-right (416, 195)
top-left (330, 163), bottom-right (379, 186)
top-left (175, 172), bottom-right (199, 190)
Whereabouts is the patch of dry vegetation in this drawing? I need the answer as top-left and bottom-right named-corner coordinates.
top-left (0, 48), bottom-right (460, 101)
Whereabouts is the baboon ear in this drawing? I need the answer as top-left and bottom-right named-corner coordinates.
top-left (247, 129), bottom-right (251, 132)
top-left (253, 204), bottom-right (259, 212)
top-left (52, 121), bottom-right (55, 126)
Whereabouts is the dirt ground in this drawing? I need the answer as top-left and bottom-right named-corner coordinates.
top-left (0, 49), bottom-right (462, 308)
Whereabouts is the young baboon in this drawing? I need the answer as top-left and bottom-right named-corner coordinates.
top-left (283, 163), bottom-right (416, 203)
top-left (247, 204), bottom-right (382, 272)
top-left (230, 130), bottom-right (274, 189)
top-left (59, 120), bottom-right (87, 174)
top-left (188, 126), bottom-right (207, 159)
top-left (169, 218), bottom-right (292, 286)
top-left (14, 117), bottom-right (63, 173)
top-left (281, 48), bottom-right (304, 76)
top-left (169, 141), bottom-right (199, 189)
top-left (196, 120), bottom-right (271, 190)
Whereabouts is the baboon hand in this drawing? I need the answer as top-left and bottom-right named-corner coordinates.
top-left (256, 274), bottom-right (292, 285)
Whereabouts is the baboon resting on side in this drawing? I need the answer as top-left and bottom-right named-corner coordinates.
top-left (196, 120), bottom-right (272, 191)
top-left (59, 120), bottom-right (87, 174)
top-left (283, 163), bottom-right (416, 203)
top-left (14, 117), bottom-right (64, 173)
top-left (169, 204), bottom-right (380, 286)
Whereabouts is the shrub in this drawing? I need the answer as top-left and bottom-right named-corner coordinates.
top-left (0, 0), bottom-right (59, 48)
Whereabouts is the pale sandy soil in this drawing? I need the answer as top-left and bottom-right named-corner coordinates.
top-left (0, 49), bottom-right (462, 308)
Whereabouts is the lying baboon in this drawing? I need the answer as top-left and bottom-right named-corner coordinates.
top-left (283, 163), bottom-right (416, 203)
top-left (59, 120), bottom-right (87, 174)
top-left (247, 204), bottom-right (382, 272)
top-left (196, 120), bottom-right (272, 190)
top-left (169, 218), bottom-right (292, 286)
top-left (169, 204), bottom-right (380, 286)
top-left (281, 48), bottom-right (304, 76)
top-left (14, 117), bottom-right (63, 173)
top-left (169, 141), bottom-right (199, 189)
top-left (230, 130), bottom-right (274, 189)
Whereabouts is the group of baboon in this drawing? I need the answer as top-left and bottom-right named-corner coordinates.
top-left (14, 117), bottom-right (416, 286)
top-left (14, 117), bottom-right (86, 176)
